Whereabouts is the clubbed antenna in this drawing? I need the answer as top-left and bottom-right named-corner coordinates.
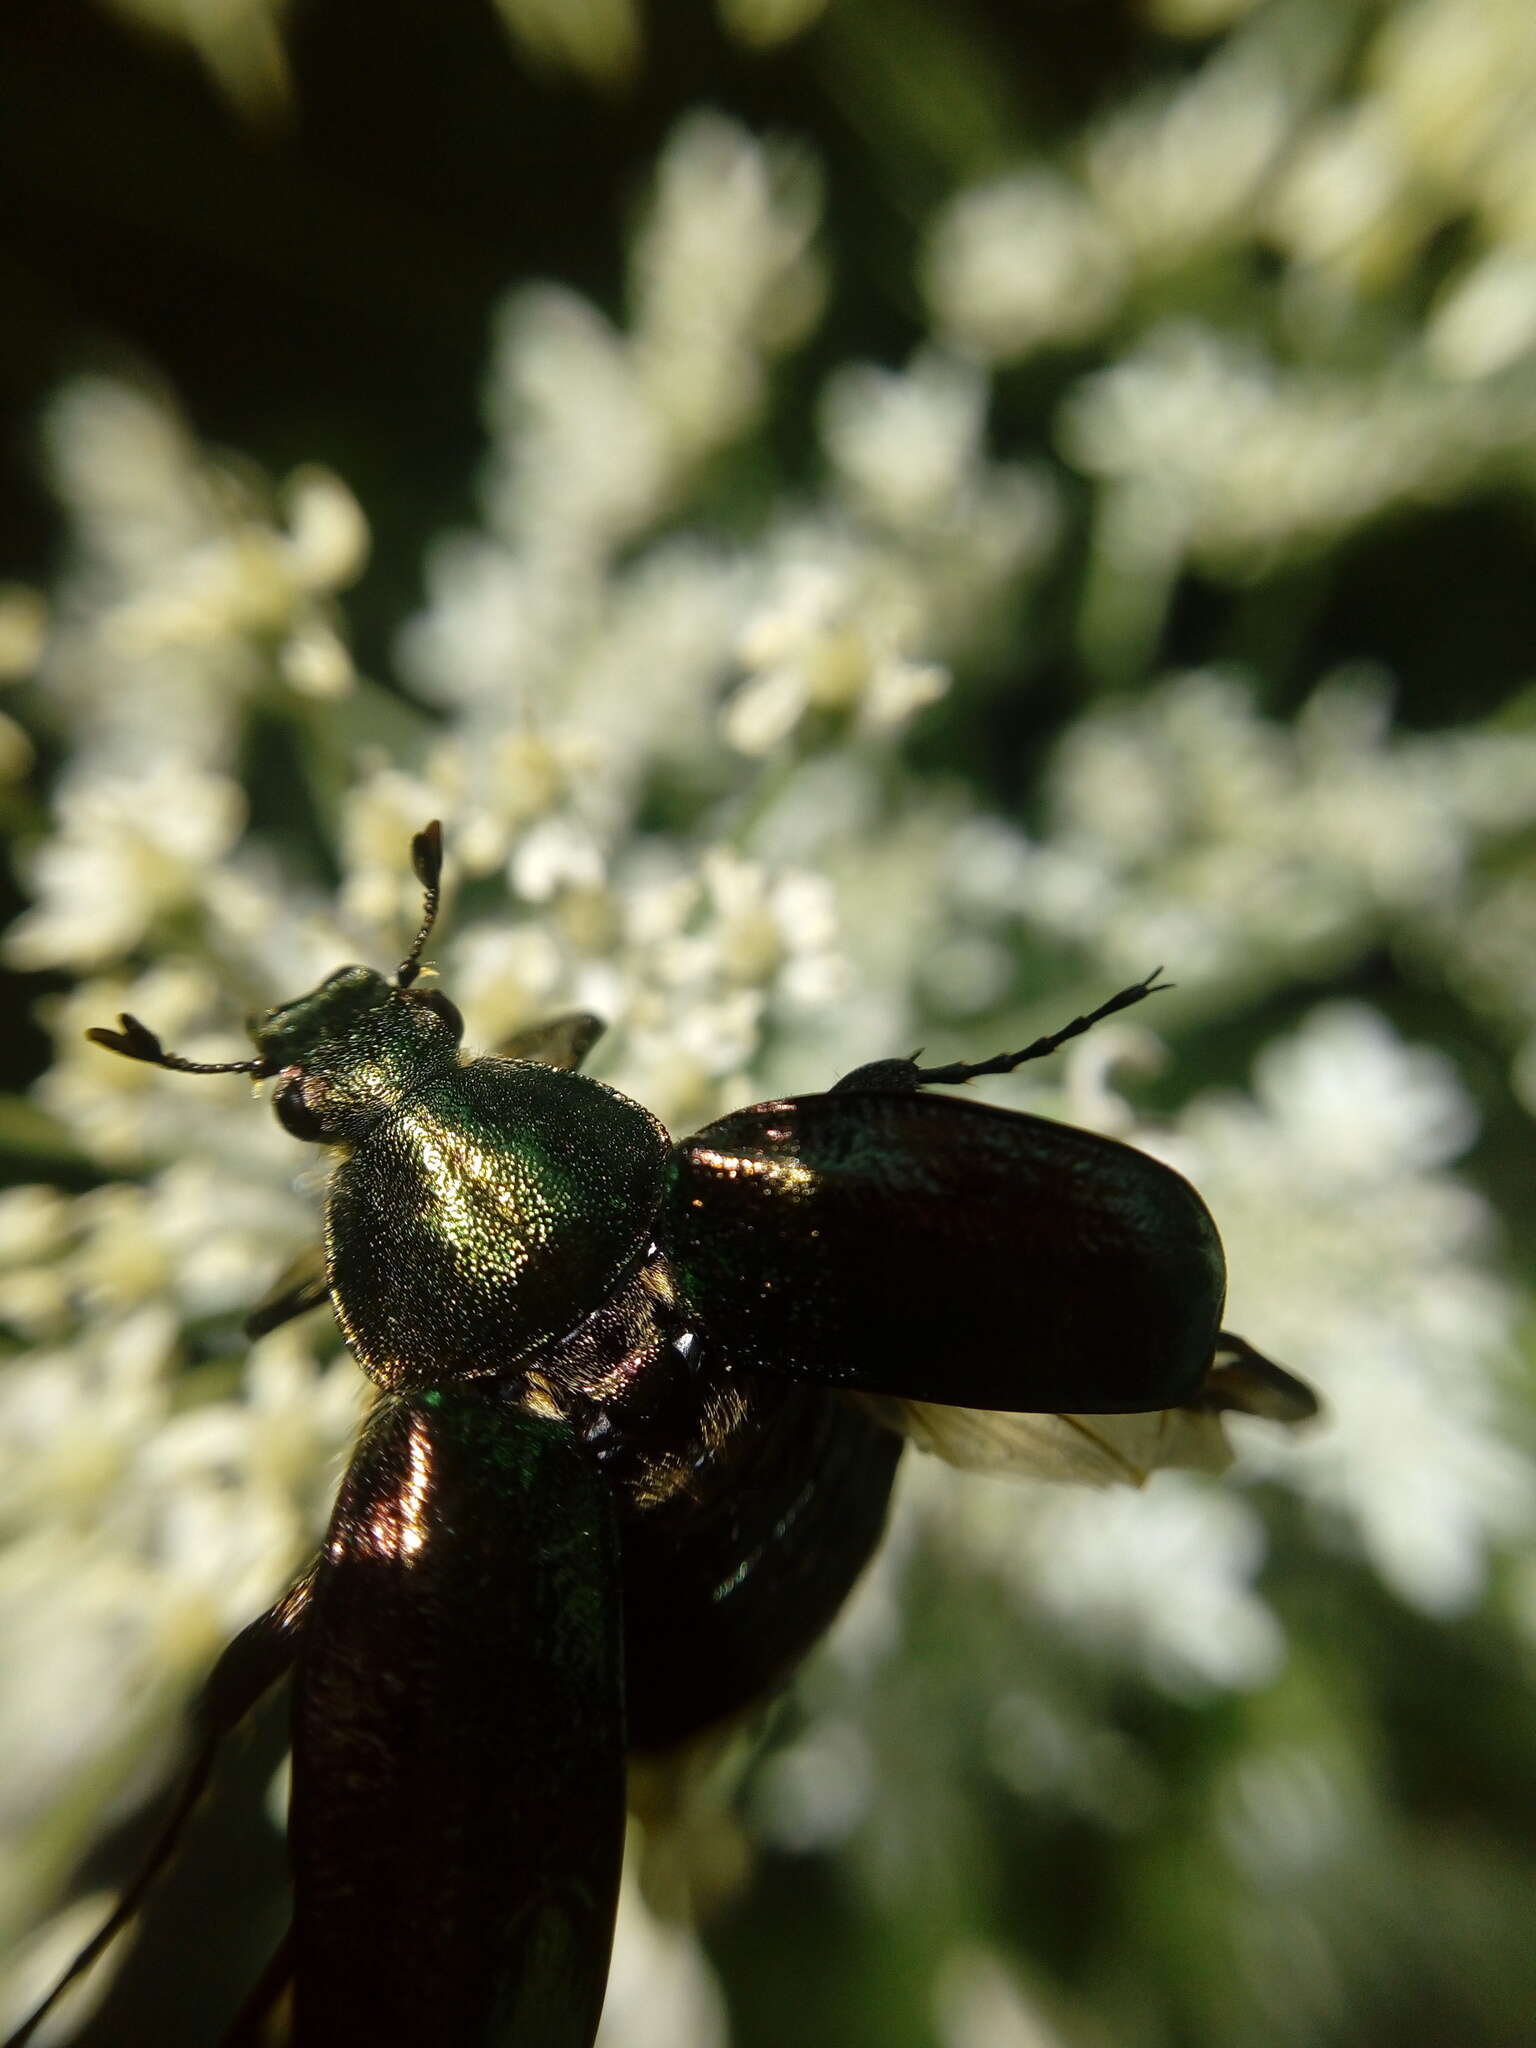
top-left (395, 820), bottom-right (443, 990)
top-left (85, 1014), bottom-right (271, 1078)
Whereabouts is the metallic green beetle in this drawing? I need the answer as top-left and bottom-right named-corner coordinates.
top-left (13, 823), bottom-right (1315, 2048)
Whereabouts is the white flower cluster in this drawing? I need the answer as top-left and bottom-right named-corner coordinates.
top-left (926, 0), bottom-right (1536, 673)
top-left (0, 113), bottom-right (1054, 2030)
top-left (99, 0), bottom-right (834, 108)
top-left (1179, 1003), bottom-right (1532, 1615)
top-left (1002, 667), bottom-right (1536, 997)
top-left (5, 11), bottom-right (1536, 2030)
top-left (6, 378), bottom-right (363, 978)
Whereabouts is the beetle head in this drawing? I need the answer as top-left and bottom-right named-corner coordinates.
top-left (257, 964), bottom-right (464, 1142)
top-left (86, 822), bottom-right (462, 1145)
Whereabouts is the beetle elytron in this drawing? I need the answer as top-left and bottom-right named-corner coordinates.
top-left (11, 823), bottom-right (1315, 2046)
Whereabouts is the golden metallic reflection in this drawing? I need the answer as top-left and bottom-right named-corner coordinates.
top-left (412, 1126), bottom-right (540, 1277)
top-left (329, 1412), bottom-right (434, 1565)
top-left (690, 1145), bottom-right (816, 1196)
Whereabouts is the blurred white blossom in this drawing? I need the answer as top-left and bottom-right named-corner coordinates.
top-left (491, 0), bottom-right (641, 86)
top-left (99, 0), bottom-right (291, 116)
top-left (1177, 1003), bottom-right (1534, 1614)
top-left (915, 1455), bottom-right (1286, 1698)
top-left (925, 172), bottom-right (1127, 360)
top-left (596, 1873), bottom-right (728, 2048)
top-left (1082, 19), bottom-right (1314, 273)
top-left (1011, 668), bottom-right (1536, 992)
top-left (6, 28), bottom-right (1536, 2040)
top-left (935, 1947), bottom-right (1072, 2048)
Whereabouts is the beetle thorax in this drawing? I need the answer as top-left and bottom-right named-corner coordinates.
top-left (323, 1060), bottom-right (672, 1395)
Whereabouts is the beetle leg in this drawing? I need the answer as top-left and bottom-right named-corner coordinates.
top-left (495, 1010), bottom-right (608, 1071)
top-left (1200, 1331), bottom-right (1320, 1422)
top-left (830, 972), bottom-right (1171, 1094)
top-left (244, 1244), bottom-right (331, 1340)
top-left (1, 1577), bottom-right (311, 2048)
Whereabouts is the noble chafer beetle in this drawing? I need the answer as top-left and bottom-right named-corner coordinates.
top-left (11, 821), bottom-right (1317, 2048)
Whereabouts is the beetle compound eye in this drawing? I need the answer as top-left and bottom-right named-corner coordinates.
top-left (414, 989), bottom-right (465, 1039)
top-left (274, 1076), bottom-right (330, 1143)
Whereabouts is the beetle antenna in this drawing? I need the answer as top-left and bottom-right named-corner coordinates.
top-left (912, 968), bottom-right (1173, 1087)
top-left (84, 1014), bottom-right (272, 1078)
top-left (395, 819), bottom-right (443, 990)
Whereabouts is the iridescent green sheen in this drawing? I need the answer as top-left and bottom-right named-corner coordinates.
top-left (256, 967), bottom-right (453, 1131)
top-left (326, 1059), bottom-right (667, 1393)
top-left (246, 963), bottom-right (670, 1393)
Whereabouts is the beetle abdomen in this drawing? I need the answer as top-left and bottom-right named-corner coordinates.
top-left (327, 1060), bottom-right (669, 1392)
top-left (619, 1379), bottom-right (902, 1750)
top-left (518, 1246), bottom-right (904, 1750)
